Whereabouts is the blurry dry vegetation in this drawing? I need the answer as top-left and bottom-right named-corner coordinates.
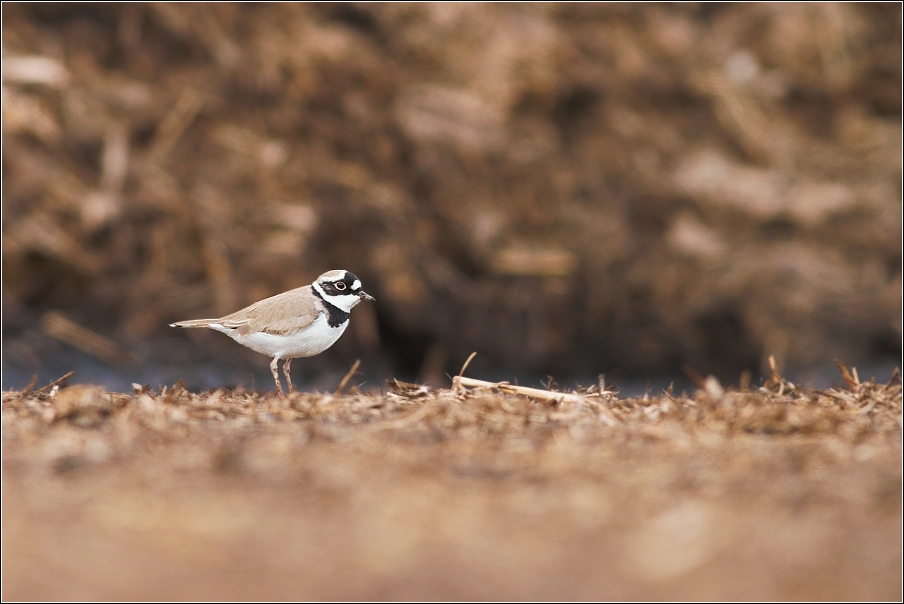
top-left (2, 368), bottom-right (901, 599)
top-left (2, 3), bottom-right (902, 382)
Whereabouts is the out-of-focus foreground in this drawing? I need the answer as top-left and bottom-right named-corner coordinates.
top-left (2, 4), bottom-right (901, 388)
top-left (2, 370), bottom-right (901, 599)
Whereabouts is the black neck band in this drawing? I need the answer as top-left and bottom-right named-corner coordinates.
top-left (312, 286), bottom-right (350, 328)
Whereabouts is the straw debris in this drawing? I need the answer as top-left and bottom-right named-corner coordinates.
top-left (3, 366), bottom-right (901, 599)
top-left (2, 4), bottom-right (900, 379)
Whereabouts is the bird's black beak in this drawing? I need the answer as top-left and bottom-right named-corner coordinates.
top-left (358, 291), bottom-right (375, 301)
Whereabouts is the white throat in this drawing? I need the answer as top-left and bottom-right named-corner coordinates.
top-left (313, 281), bottom-right (361, 312)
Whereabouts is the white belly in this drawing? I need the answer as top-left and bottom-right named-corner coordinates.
top-left (229, 313), bottom-right (348, 359)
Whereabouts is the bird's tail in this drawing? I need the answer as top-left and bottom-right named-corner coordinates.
top-left (170, 319), bottom-right (218, 329)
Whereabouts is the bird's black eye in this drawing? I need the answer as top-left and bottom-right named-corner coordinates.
top-left (335, 281), bottom-right (347, 290)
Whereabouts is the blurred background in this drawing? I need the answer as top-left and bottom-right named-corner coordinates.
top-left (2, 3), bottom-right (901, 393)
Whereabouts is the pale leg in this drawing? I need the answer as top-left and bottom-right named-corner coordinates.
top-left (270, 356), bottom-right (284, 395)
top-left (284, 358), bottom-right (295, 393)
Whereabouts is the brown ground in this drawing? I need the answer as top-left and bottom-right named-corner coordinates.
top-left (2, 370), bottom-right (901, 600)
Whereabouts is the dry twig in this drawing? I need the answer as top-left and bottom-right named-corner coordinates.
top-left (336, 359), bottom-right (361, 395)
top-left (33, 371), bottom-right (75, 395)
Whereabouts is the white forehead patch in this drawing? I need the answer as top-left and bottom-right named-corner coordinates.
top-left (352, 280), bottom-right (361, 291)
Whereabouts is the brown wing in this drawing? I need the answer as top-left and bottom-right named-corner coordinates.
top-left (217, 287), bottom-right (322, 336)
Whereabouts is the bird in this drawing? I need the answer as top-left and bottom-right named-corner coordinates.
top-left (170, 270), bottom-right (374, 395)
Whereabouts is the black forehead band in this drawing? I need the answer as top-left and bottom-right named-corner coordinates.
top-left (320, 272), bottom-right (362, 295)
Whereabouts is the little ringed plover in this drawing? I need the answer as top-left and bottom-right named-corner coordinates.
top-left (171, 270), bottom-right (374, 394)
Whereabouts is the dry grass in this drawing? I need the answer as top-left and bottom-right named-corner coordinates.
top-left (2, 4), bottom-right (901, 380)
top-left (3, 367), bottom-right (901, 600)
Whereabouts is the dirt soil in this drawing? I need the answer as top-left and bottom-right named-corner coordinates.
top-left (2, 370), bottom-right (901, 600)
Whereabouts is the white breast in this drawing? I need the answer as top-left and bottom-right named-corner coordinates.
top-left (229, 313), bottom-right (348, 359)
